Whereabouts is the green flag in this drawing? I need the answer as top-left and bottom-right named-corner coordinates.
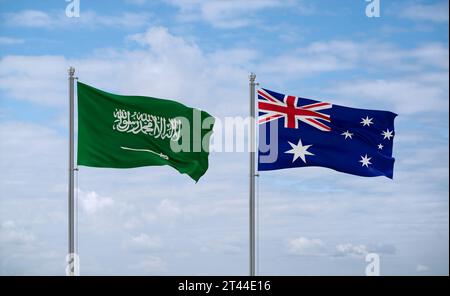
top-left (77, 82), bottom-right (214, 182)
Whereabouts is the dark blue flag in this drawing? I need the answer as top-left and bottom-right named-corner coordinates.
top-left (258, 88), bottom-right (397, 179)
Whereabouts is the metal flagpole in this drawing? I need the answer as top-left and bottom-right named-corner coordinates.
top-left (249, 73), bottom-right (256, 276)
top-left (68, 66), bottom-right (76, 276)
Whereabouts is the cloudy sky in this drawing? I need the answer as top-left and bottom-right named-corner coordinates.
top-left (0, 0), bottom-right (448, 275)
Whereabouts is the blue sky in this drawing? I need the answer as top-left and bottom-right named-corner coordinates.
top-left (0, 0), bottom-right (448, 275)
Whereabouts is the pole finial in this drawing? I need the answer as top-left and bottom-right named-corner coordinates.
top-left (68, 66), bottom-right (75, 77)
top-left (249, 72), bottom-right (256, 82)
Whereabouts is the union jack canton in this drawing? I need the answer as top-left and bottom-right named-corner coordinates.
top-left (258, 88), bottom-right (397, 179)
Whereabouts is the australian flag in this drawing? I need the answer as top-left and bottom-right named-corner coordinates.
top-left (258, 88), bottom-right (397, 179)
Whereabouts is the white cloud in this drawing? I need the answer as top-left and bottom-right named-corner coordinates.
top-left (416, 264), bottom-right (430, 272)
top-left (260, 52), bottom-right (350, 76)
top-left (331, 73), bottom-right (449, 114)
top-left (334, 243), bottom-right (396, 257)
top-left (0, 220), bottom-right (62, 275)
top-left (0, 26), bottom-right (252, 115)
top-left (156, 199), bottom-right (182, 218)
top-left (335, 243), bottom-right (369, 257)
top-left (128, 26), bottom-right (201, 57)
top-left (5, 10), bottom-right (52, 28)
top-left (259, 40), bottom-right (360, 77)
top-left (78, 190), bottom-right (114, 215)
top-left (409, 43), bottom-right (449, 69)
top-left (0, 36), bottom-right (25, 45)
top-left (164, 0), bottom-right (294, 28)
top-left (3, 10), bottom-right (151, 29)
top-left (400, 2), bottom-right (449, 23)
top-left (0, 220), bottom-right (35, 245)
top-left (82, 11), bottom-right (151, 29)
top-left (287, 238), bottom-right (397, 258)
top-left (369, 243), bottom-right (397, 255)
top-left (260, 40), bottom-right (449, 79)
top-left (135, 256), bottom-right (166, 272)
top-left (125, 0), bottom-right (147, 5)
top-left (0, 55), bottom-right (68, 106)
top-left (257, 40), bottom-right (449, 114)
top-left (200, 235), bottom-right (242, 254)
top-left (128, 233), bottom-right (162, 250)
top-left (199, 0), bottom-right (282, 28)
top-left (0, 121), bottom-right (66, 189)
top-left (287, 237), bottom-right (326, 256)
top-left (139, 199), bottom-right (183, 223)
top-left (1, 32), bottom-right (447, 117)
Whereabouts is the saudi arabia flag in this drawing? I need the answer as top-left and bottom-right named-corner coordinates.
top-left (77, 82), bottom-right (215, 182)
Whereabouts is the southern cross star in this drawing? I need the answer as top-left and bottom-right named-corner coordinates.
top-left (382, 129), bottom-right (394, 140)
top-left (378, 144), bottom-right (384, 150)
top-left (361, 116), bottom-right (374, 127)
top-left (285, 139), bottom-right (314, 163)
top-left (341, 130), bottom-right (353, 139)
top-left (359, 154), bottom-right (372, 167)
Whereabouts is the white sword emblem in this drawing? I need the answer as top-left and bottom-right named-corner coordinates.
top-left (120, 146), bottom-right (169, 160)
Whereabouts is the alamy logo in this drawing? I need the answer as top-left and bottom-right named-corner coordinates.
top-left (365, 0), bottom-right (381, 18)
top-left (65, 253), bottom-right (80, 276)
top-left (365, 253), bottom-right (380, 276)
top-left (65, 0), bottom-right (80, 18)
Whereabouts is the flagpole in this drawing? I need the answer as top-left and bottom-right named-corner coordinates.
top-left (68, 66), bottom-right (76, 276)
top-left (249, 73), bottom-right (256, 276)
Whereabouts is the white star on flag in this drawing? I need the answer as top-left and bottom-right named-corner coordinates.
top-left (382, 129), bottom-right (394, 140)
top-left (378, 144), bottom-right (384, 150)
top-left (285, 139), bottom-right (314, 163)
top-left (361, 116), bottom-right (374, 127)
top-left (341, 130), bottom-right (353, 139)
top-left (359, 154), bottom-right (372, 167)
